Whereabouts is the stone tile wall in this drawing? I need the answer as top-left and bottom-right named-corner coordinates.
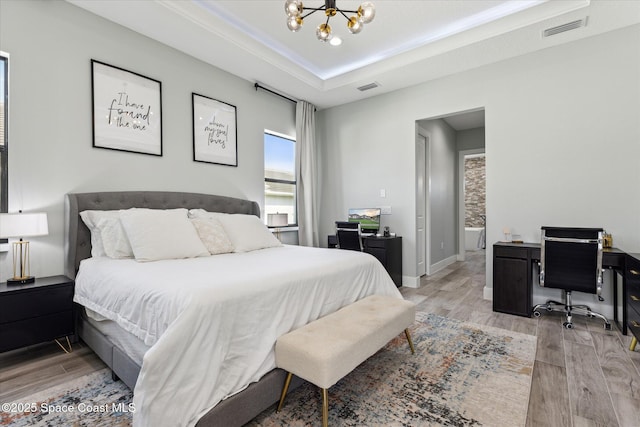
top-left (465, 156), bottom-right (486, 228)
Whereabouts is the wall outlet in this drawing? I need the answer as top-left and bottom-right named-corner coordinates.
top-left (440, 241), bottom-right (444, 249)
top-left (379, 189), bottom-right (386, 198)
top-left (380, 206), bottom-right (392, 215)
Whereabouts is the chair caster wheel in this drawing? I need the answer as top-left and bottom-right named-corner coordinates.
top-left (533, 311), bottom-right (541, 318)
top-left (563, 322), bottom-right (573, 329)
top-left (604, 323), bottom-right (612, 331)
top-left (546, 306), bottom-right (553, 312)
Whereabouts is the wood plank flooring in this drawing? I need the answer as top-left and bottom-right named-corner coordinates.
top-left (1, 250), bottom-right (639, 426)
top-left (400, 250), bottom-right (640, 427)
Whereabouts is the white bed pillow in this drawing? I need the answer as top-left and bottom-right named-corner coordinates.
top-left (190, 217), bottom-right (234, 255)
top-left (120, 208), bottom-right (210, 262)
top-left (218, 214), bottom-right (283, 253)
top-left (189, 209), bottom-right (282, 252)
top-left (188, 208), bottom-right (227, 220)
top-left (80, 210), bottom-right (133, 258)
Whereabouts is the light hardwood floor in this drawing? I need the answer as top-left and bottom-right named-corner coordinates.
top-left (2, 250), bottom-right (640, 426)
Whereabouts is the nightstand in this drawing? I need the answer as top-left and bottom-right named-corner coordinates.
top-left (0, 275), bottom-right (75, 353)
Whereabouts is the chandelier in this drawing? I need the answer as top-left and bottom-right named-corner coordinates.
top-left (285, 0), bottom-right (376, 42)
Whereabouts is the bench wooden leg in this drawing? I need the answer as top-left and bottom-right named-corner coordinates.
top-left (405, 328), bottom-right (415, 354)
top-left (276, 372), bottom-right (293, 413)
top-left (321, 388), bottom-right (328, 427)
top-left (631, 337), bottom-right (638, 352)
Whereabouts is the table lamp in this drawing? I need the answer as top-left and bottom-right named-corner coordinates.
top-left (267, 213), bottom-right (288, 240)
top-left (0, 211), bottom-right (49, 285)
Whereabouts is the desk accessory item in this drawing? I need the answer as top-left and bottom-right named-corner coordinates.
top-left (0, 211), bottom-right (49, 285)
top-left (502, 227), bottom-right (512, 242)
top-left (603, 231), bottom-right (612, 248)
top-left (511, 234), bottom-right (523, 244)
top-left (383, 226), bottom-right (390, 237)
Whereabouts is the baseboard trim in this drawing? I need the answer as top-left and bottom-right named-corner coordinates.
top-left (430, 255), bottom-right (458, 275)
top-left (483, 286), bottom-right (493, 301)
top-left (402, 275), bottom-right (420, 288)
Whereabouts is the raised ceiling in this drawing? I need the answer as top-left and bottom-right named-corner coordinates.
top-left (66, 0), bottom-right (640, 109)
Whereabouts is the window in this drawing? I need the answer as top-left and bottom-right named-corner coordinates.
top-left (0, 53), bottom-right (7, 222)
top-left (264, 131), bottom-right (296, 226)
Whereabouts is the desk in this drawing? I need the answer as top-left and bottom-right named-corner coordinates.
top-left (328, 235), bottom-right (402, 287)
top-left (493, 242), bottom-right (627, 331)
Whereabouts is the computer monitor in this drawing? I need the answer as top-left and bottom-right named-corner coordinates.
top-left (348, 208), bottom-right (381, 234)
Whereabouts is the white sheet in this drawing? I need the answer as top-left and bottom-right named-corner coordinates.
top-left (74, 245), bottom-right (401, 427)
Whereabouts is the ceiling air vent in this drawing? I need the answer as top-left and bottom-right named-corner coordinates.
top-left (543, 18), bottom-right (587, 38)
top-left (357, 82), bottom-right (380, 92)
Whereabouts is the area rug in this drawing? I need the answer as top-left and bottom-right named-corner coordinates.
top-left (1, 369), bottom-right (133, 427)
top-left (3, 312), bottom-right (536, 427)
top-left (250, 312), bottom-right (536, 427)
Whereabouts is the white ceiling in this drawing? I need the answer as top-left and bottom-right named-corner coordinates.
top-left (67, 0), bottom-right (640, 109)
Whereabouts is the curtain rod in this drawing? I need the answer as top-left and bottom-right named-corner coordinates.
top-left (254, 83), bottom-right (297, 104)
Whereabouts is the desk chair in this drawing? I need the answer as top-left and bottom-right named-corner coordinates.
top-left (335, 221), bottom-right (363, 251)
top-left (533, 227), bottom-right (611, 330)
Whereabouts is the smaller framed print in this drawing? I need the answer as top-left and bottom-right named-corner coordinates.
top-left (192, 93), bottom-right (237, 167)
top-left (91, 60), bottom-right (162, 156)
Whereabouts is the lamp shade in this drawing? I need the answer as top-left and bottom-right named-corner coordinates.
top-left (267, 213), bottom-right (288, 227)
top-left (0, 212), bottom-right (49, 238)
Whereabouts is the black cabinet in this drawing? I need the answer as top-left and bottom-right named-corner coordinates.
top-left (626, 254), bottom-right (640, 343)
top-left (493, 243), bottom-right (532, 317)
top-left (0, 275), bottom-right (74, 352)
top-left (363, 236), bottom-right (402, 287)
top-left (328, 235), bottom-right (403, 287)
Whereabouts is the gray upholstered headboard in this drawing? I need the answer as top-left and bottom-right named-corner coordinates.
top-left (64, 191), bottom-right (260, 279)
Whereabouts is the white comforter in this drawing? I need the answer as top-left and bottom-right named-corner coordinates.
top-left (74, 245), bottom-right (402, 427)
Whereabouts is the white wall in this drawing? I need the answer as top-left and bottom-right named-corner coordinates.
top-left (317, 24), bottom-right (640, 307)
top-left (0, 1), bottom-right (296, 281)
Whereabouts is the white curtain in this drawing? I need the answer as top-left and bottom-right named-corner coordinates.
top-left (296, 100), bottom-right (319, 247)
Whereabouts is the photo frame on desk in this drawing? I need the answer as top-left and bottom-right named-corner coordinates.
top-left (91, 60), bottom-right (163, 156)
top-left (192, 93), bottom-right (237, 167)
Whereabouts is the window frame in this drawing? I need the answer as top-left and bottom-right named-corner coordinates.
top-left (264, 130), bottom-right (297, 228)
top-left (0, 52), bottom-right (8, 245)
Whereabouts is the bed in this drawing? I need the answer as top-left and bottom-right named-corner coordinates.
top-left (64, 191), bottom-right (401, 427)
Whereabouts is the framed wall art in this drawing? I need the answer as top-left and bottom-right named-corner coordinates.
top-left (192, 93), bottom-right (237, 166)
top-left (91, 60), bottom-right (162, 156)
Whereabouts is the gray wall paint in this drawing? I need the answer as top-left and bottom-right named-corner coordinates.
top-left (317, 24), bottom-right (640, 306)
top-left (418, 120), bottom-right (457, 266)
top-left (457, 127), bottom-right (485, 152)
top-left (0, 1), bottom-right (296, 281)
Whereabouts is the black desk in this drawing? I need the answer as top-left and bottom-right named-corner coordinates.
top-left (493, 242), bottom-right (627, 331)
top-left (328, 235), bottom-right (402, 287)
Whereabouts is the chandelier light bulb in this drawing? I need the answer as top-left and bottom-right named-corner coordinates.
top-left (316, 23), bottom-right (332, 42)
top-left (285, 0), bottom-right (303, 17)
top-left (347, 16), bottom-right (363, 34)
top-left (358, 2), bottom-right (375, 24)
top-left (287, 15), bottom-right (304, 31)
top-left (285, 1), bottom-right (375, 42)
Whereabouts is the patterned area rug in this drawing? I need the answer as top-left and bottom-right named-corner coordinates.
top-left (3, 312), bottom-right (536, 427)
top-left (250, 312), bottom-right (536, 427)
top-left (2, 369), bottom-right (133, 427)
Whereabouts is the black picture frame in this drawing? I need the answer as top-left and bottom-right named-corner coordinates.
top-left (192, 92), bottom-right (237, 167)
top-left (91, 60), bottom-right (162, 156)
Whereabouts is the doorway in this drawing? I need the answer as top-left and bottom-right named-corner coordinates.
top-left (415, 109), bottom-right (485, 279)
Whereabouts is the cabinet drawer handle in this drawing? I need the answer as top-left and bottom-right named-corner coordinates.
top-left (632, 295), bottom-right (640, 301)
top-left (631, 269), bottom-right (640, 276)
top-left (632, 321), bottom-right (640, 328)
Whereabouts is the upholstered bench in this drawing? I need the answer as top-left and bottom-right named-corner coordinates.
top-left (275, 294), bottom-right (416, 427)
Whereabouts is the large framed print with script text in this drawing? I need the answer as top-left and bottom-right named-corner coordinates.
top-left (91, 60), bottom-right (162, 156)
top-left (192, 93), bottom-right (237, 167)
